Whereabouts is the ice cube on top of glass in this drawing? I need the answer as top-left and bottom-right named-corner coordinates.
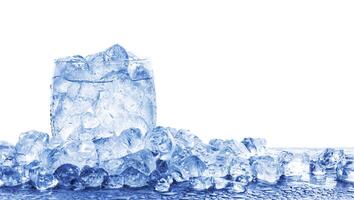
top-left (51, 44), bottom-right (156, 141)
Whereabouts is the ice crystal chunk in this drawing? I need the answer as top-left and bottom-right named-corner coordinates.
top-left (0, 166), bottom-right (28, 186)
top-left (241, 138), bottom-right (266, 154)
top-left (318, 148), bottom-right (345, 170)
top-left (231, 182), bottom-right (246, 193)
top-left (46, 140), bottom-right (98, 171)
top-left (120, 167), bottom-right (149, 187)
top-left (15, 131), bottom-right (49, 165)
top-left (251, 156), bottom-right (282, 185)
top-left (214, 177), bottom-right (229, 189)
top-left (0, 141), bottom-right (15, 167)
top-left (29, 166), bottom-right (58, 191)
top-left (79, 166), bottom-right (107, 188)
top-left (118, 128), bottom-right (144, 153)
top-left (102, 175), bottom-right (124, 189)
top-left (173, 129), bottom-right (202, 150)
top-left (119, 150), bottom-right (156, 175)
top-left (144, 126), bottom-right (175, 160)
top-left (280, 151), bottom-right (310, 179)
top-left (54, 164), bottom-right (80, 187)
top-left (229, 157), bottom-right (253, 184)
top-left (154, 177), bottom-right (172, 192)
top-left (310, 160), bottom-right (326, 176)
top-left (190, 177), bottom-right (214, 190)
top-left (337, 157), bottom-right (354, 183)
top-left (51, 44), bottom-right (156, 141)
top-left (178, 155), bottom-right (206, 180)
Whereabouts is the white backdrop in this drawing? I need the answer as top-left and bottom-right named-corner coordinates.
top-left (0, 1), bottom-right (353, 147)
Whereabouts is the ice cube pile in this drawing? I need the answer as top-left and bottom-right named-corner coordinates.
top-left (0, 44), bottom-right (353, 193)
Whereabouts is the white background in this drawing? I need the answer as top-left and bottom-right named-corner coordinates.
top-left (0, 1), bottom-right (353, 147)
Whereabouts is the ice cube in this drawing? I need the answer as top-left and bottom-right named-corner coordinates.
top-left (51, 44), bottom-right (156, 141)
top-left (214, 177), bottom-right (229, 189)
top-left (230, 182), bottom-right (246, 193)
top-left (29, 167), bottom-right (58, 191)
top-left (173, 129), bottom-right (202, 150)
top-left (0, 166), bottom-right (28, 187)
top-left (0, 141), bottom-right (15, 167)
top-left (54, 164), bottom-right (80, 187)
top-left (251, 156), bottom-right (282, 185)
top-left (337, 157), bottom-right (354, 183)
top-left (118, 128), bottom-right (144, 153)
top-left (94, 136), bottom-right (129, 171)
top-left (318, 148), bottom-right (345, 170)
top-left (178, 155), bottom-right (206, 180)
top-left (154, 177), bottom-right (172, 192)
top-left (280, 151), bottom-right (310, 179)
top-left (79, 166), bottom-right (108, 188)
top-left (48, 140), bottom-right (98, 170)
top-left (144, 126), bottom-right (175, 160)
top-left (102, 175), bottom-right (124, 189)
top-left (190, 176), bottom-right (214, 190)
top-left (229, 157), bottom-right (253, 184)
top-left (119, 167), bottom-right (149, 188)
top-left (241, 138), bottom-right (266, 154)
top-left (15, 131), bottom-right (49, 165)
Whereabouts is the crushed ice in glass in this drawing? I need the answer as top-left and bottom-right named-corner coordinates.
top-left (0, 43), bottom-right (353, 199)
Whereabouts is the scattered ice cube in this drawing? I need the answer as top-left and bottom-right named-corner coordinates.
top-left (231, 182), bottom-right (246, 193)
top-left (0, 141), bottom-right (15, 167)
top-left (0, 166), bottom-right (28, 186)
top-left (79, 166), bottom-right (108, 188)
top-left (29, 167), bottom-right (58, 191)
top-left (241, 138), bottom-right (266, 154)
top-left (102, 175), bottom-right (124, 189)
top-left (190, 177), bottom-right (214, 191)
top-left (144, 126), bottom-right (175, 160)
top-left (318, 148), bottom-right (345, 170)
top-left (178, 155), bottom-right (206, 180)
top-left (214, 177), bottom-right (229, 189)
top-left (154, 177), bottom-right (172, 192)
top-left (337, 157), bottom-right (354, 183)
top-left (280, 151), bottom-right (310, 179)
top-left (229, 157), bottom-right (253, 184)
top-left (118, 128), bottom-right (144, 153)
top-left (119, 167), bottom-right (149, 188)
top-left (54, 164), bottom-right (80, 187)
top-left (15, 131), bottom-right (49, 165)
top-left (51, 44), bottom-right (156, 141)
top-left (251, 156), bottom-right (282, 185)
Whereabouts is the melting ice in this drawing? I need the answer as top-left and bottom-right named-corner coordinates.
top-left (0, 44), bottom-right (353, 193)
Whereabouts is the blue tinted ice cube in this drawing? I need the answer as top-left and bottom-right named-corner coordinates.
top-left (51, 44), bottom-right (156, 141)
top-left (337, 157), bottom-right (354, 183)
top-left (229, 157), bottom-right (253, 184)
top-left (251, 156), bottom-right (282, 185)
top-left (172, 129), bottom-right (202, 150)
top-left (102, 175), bottom-right (124, 189)
top-left (178, 155), bottom-right (206, 180)
top-left (145, 126), bottom-right (175, 160)
top-left (118, 128), bottom-right (144, 153)
top-left (48, 140), bottom-right (98, 170)
top-left (214, 177), bottom-right (229, 189)
top-left (154, 177), bottom-right (173, 192)
top-left (280, 151), bottom-right (310, 179)
top-left (29, 167), bottom-right (58, 191)
top-left (15, 131), bottom-right (49, 165)
top-left (79, 166), bottom-right (107, 188)
top-left (241, 138), bottom-right (266, 154)
top-left (119, 167), bottom-right (149, 188)
top-left (190, 176), bottom-right (214, 191)
top-left (0, 141), bottom-right (15, 167)
top-left (318, 148), bottom-right (345, 170)
top-left (54, 164), bottom-right (80, 187)
top-left (0, 166), bottom-right (28, 186)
